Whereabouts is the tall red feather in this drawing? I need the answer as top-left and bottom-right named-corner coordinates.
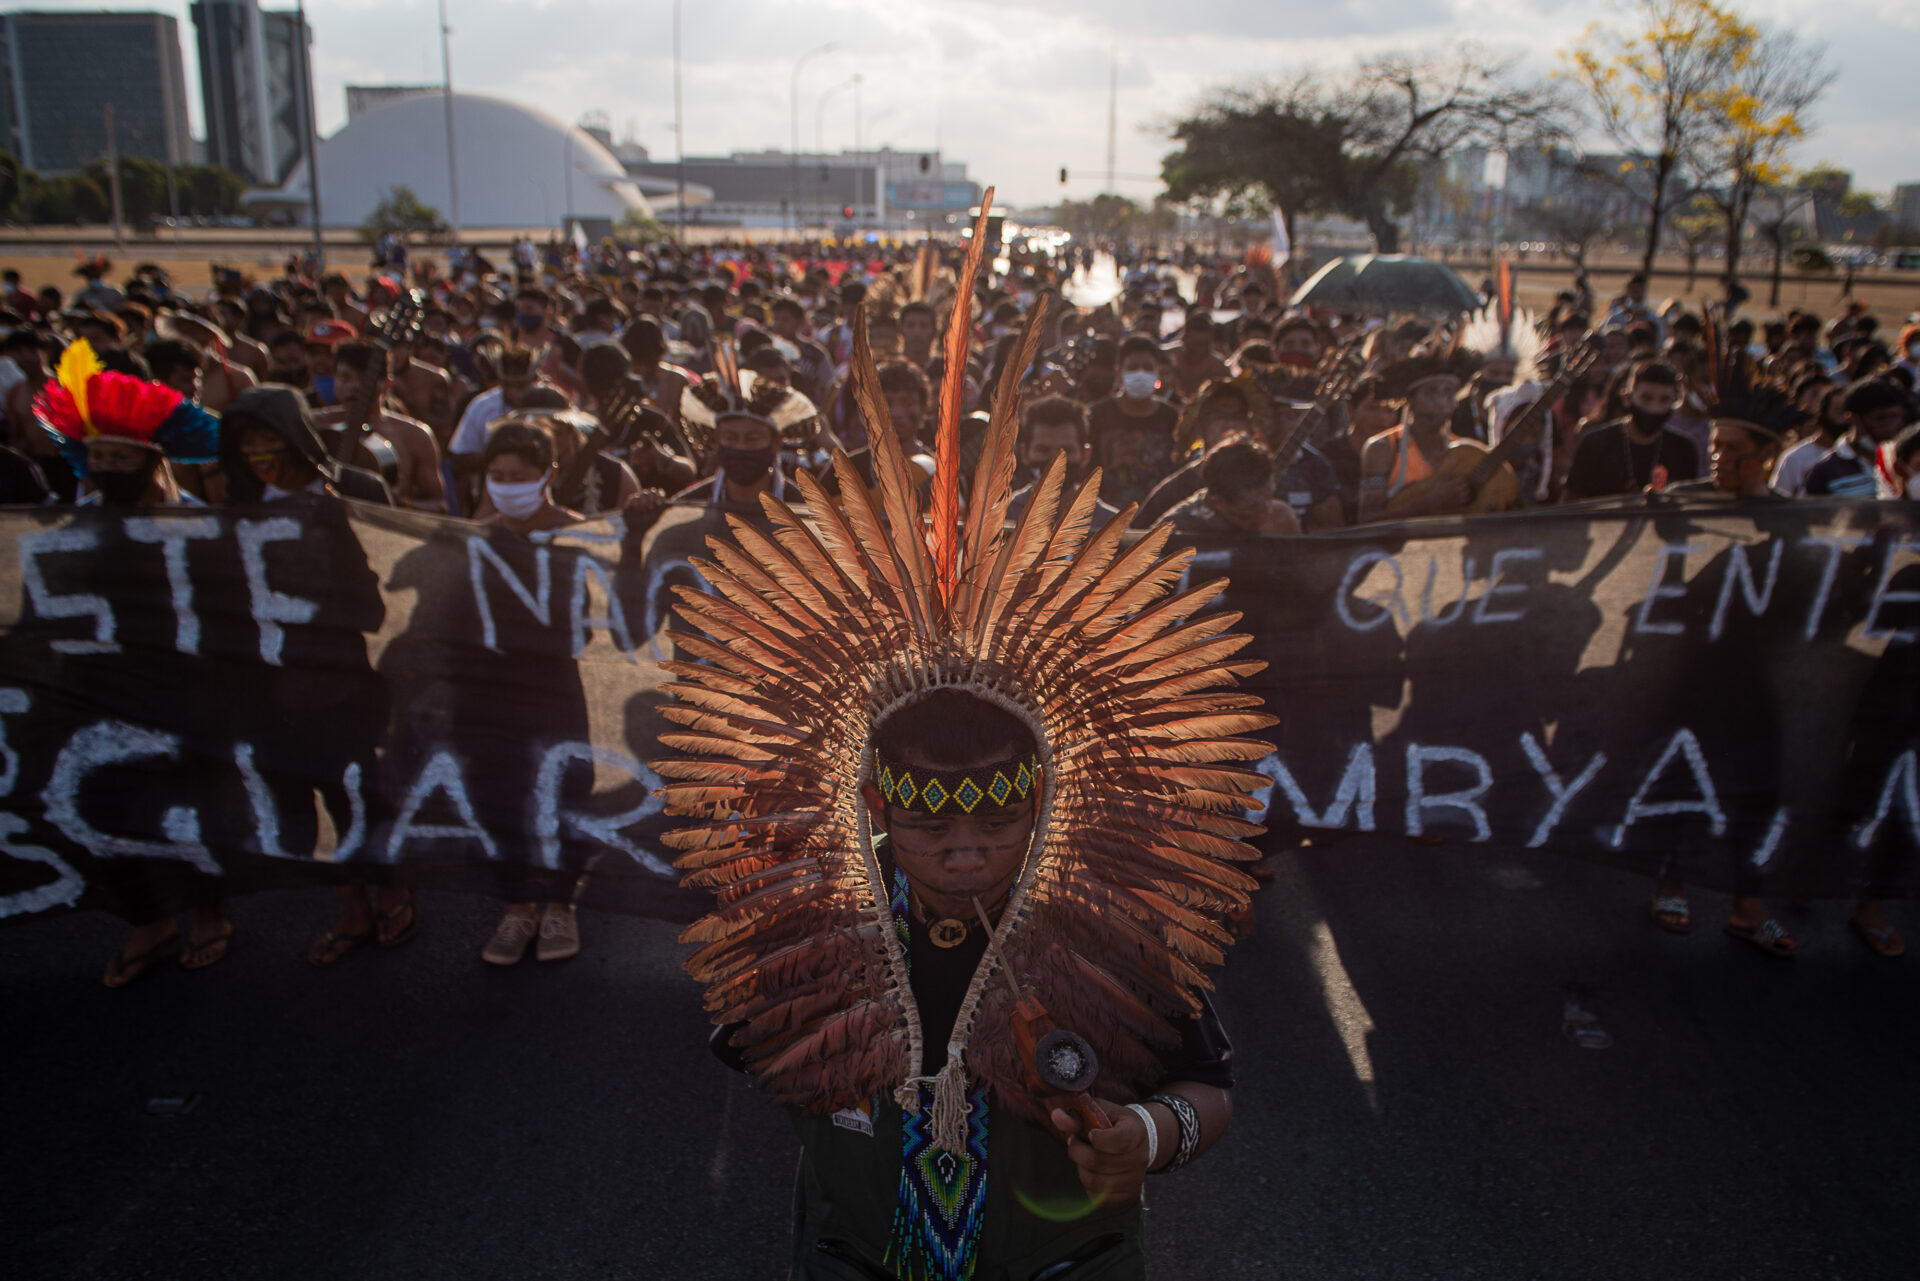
top-left (931, 186), bottom-right (994, 605)
top-left (83, 373), bottom-right (184, 444)
top-left (31, 382), bottom-right (85, 440)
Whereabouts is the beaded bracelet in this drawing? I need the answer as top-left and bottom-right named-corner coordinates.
top-left (1147, 1091), bottom-right (1201, 1173)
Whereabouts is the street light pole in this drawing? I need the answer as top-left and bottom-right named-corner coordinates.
top-left (438, 0), bottom-right (461, 244)
top-left (816, 75), bottom-right (858, 155)
top-left (673, 0), bottom-right (685, 244)
top-left (297, 0), bottom-right (323, 269)
top-left (789, 42), bottom-right (837, 237)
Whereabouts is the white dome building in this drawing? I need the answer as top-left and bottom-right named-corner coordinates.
top-left (246, 92), bottom-right (656, 231)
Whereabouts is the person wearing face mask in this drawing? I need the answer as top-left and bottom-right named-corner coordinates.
top-left (1771, 375), bottom-right (1846, 497)
top-left (1087, 334), bottom-right (1180, 508)
top-left (219, 385), bottom-right (395, 506)
top-left (32, 338), bottom-right (236, 983)
top-left (672, 406), bottom-right (801, 506)
top-left (1803, 377), bottom-right (1917, 499)
top-left (1004, 396), bottom-right (1118, 524)
top-left (1269, 316), bottom-right (1324, 375)
top-left (1559, 360), bottom-right (1700, 501)
top-left (447, 346), bottom-right (546, 493)
top-left (471, 421), bottom-right (593, 965)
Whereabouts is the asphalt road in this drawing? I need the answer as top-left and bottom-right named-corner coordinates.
top-left (4, 839), bottom-right (1914, 1280)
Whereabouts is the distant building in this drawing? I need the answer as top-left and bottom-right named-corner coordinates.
top-left (0, 10), bottom-right (193, 174)
top-left (191, 0), bottom-right (311, 185)
top-left (244, 91), bottom-right (656, 233)
top-left (345, 84), bottom-right (439, 122)
top-left (1892, 184), bottom-right (1920, 235)
top-left (622, 148), bottom-right (976, 231)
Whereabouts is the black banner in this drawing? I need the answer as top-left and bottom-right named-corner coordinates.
top-left (1, 496), bottom-right (1916, 927)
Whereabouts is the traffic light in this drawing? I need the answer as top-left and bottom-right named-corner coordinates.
top-left (842, 205), bottom-right (854, 219)
top-left (1059, 167), bottom-right (1068, 185)
top-left (919, 154), bottom-right (931, 174)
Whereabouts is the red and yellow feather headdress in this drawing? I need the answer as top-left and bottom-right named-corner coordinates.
top-left (655, 194), bottom-right (1276, 1148)
top-left (33, 339), bottom-right (220, 474)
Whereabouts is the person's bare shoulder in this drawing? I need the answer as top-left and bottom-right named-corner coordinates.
top-left (376, 408), bottom-right (440, 456)
top-left (405, 358), bottom-right (451, 387)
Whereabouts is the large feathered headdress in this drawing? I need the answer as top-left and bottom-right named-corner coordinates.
top-left (679, 337), bottom-right (821, 456)
top-left (655, 191), bottom-right (1276, 1150)
top-left (34, 339), bottom-right (219, 476)
top-left (1700, 306), bottom-right (1806, 443)
top-left (1458, 304), bottom-right (1544, 384)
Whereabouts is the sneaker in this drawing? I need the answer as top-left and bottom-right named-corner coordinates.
top-left (483, 907), bottom-right (538, 966)
top-left (536, 903), bottom-right (580, 963)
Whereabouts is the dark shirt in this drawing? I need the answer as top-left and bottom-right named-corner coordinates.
top-left (1664, 479), bottom-right (1790, 501)
top-left (1087, 396), bottom-right (1179, 508)
top-left (1563, 418), bottom-right (1701, 498)
top-left (1802, 441), bottom-right (1884, 499)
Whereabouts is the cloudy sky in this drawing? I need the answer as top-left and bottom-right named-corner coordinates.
top-left (27, 0), bottom-right (1920, 204)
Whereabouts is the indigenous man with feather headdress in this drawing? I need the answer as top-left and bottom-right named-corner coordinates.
top-left (657, 195), bottom-right (1271, 1279)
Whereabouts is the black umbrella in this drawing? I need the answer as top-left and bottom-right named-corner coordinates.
top-left (1289, 254), bottom-right (1482, 316)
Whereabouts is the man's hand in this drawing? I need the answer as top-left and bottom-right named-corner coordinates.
top-left (1050, 1101), bottom-right (1152, 1207)
top-left (624, 486), bottom-right (669, 524)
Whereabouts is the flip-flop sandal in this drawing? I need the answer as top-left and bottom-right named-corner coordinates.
top-left (1725, 918), bottom-right (1796, 958)
top-left (104, 926), bottom-right (179, 988)
top-left (308, 927), bottom-right (375, 967)
top-left (179, 923), bottom-right (234, 970)
top-left (377, 897), bottom-right (419, 950)
top-left (1649, 894), bottom-right (1691, 933)
top-left (1850, 917), bottom-right (1906, 958)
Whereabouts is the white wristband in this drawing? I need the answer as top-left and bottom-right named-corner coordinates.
top-left (1124, 1102), bottom-right (1159, 1170)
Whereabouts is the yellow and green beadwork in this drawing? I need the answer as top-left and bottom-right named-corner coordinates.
top-left (873, 753), bottom-right (1040, 817)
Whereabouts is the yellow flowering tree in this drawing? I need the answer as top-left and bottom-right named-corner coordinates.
top-left (1687, 29), bottom-right (1833, 293)
top-left (1565, 0), bottom-right (1756, 276)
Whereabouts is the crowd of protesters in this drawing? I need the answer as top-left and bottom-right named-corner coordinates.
top-left (0, 231), bottom-right (1913, 983)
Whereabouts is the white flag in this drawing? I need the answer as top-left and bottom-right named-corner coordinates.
top-left (570, 221), bottom-right (589, 255)
top-left (1270, 206), bottom-right (1291, 270)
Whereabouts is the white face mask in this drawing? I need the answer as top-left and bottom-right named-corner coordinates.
top-left (487, 476), bottom-right (547, 519)
top-left (1120, 369), bottom-right (1158, 399)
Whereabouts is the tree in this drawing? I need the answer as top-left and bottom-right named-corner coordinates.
top-left (361, 186), bottom-right (446, 242)
top-left (1053, 194), bottom-right (1143, 244)
top-left (1565, 0), bottom-right (1757, 275)
top-left (177, 165), bottom-right (244, 217)
top-left (1748, 189), bottom-right (1812, 307)
top-left (1684, 28), bottom-right (1832, 287)
top-left (617, 208), bottom-right (669, 240)
top-left (1164, 46), bottom-right (1566, 253)
top-left (1837, 191), bottom-right (1884, 220)
top-left (1668, 194), bottom-right (1721, 286)
top-left (0, 149), bottom-right (19, 218)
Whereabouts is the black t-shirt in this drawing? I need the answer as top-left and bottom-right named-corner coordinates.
top-left (1563, 418), bottom-right (1700, 498)
top-left (1087, 396), bottom-right (1180, 508)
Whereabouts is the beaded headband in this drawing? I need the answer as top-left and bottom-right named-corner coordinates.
top-left (872, 752), bottom-right (1040, 816)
